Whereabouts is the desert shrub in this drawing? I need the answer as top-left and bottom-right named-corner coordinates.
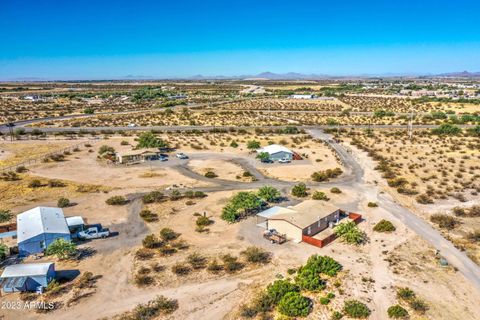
top-left (230, 140), bottom-right (238, 148)
top-left (75, 271), bottom-right (99, 289)
top-left (373, 219), bottom-right (396, 232)
top-left (123, 295), bottom-right (178, 319)
top-left (142, 191), bottom-right (165, 204)
top-left (330, 311), bottom-right (343, 320)
top-left (409, 298), bottom-right (429, 314)
top-left (134, 274), bottom-right (154, 286)
top-left (291, 183), bottom-right (308, 197)
top-left (0, 244), bottom-right (8, 261)
top-left (466, 230), bottom-right (480, 243)
top-left (311, 168), bottom-right (343, 182)
top-left (367, 202), bottom-right (378, 207)
top-left (432, 123), bottom-right (461, 135)
top-left (170, 189), bottom-right (182, 200)
top-left (135, 248), bottom-right (154, 260)
top-left (430, 213), bottom-right (458, 230)
top-left (48, 179), bottom-right (65, 187)
top-left (207, 259), bottom-right (223, 273)
top-left (266, 280), bottom-right (299, 304)
top-left (0, 209), bottom-right (13, 223)
top-left (221, 254), bottom-right (244, 273)
top-left (277, 292), bottom-right (312, 317)
top-left (160, 228), bottom-right (179, 241)
top-left (159, 246), bottom-right (177, 256)
top-left (120, 140), bottom-right (129, 145)
top-left (139, 210), bottom-right (159, 222)
top-left (257, 185), bottom-right (281, 202)
top-left (295, 267), bottom-right (326, 291)
top-left (330, 187), bottom-right (342, 194)
top-left (312, 191), bottom-right (329, 201)
top-left (295, 255), bottom-right (341, 291)
top-left (334, 221), bottom-right (366, 245)
top-left (105, 195), bottom-right (128, 205)
top-left (45, 238), bottom-right (77, 260)
top-left (0, 171), bottom-right (20, 181)
top-left (416, 194), bottom-right (434, 204)
top-left (98, 145), bottom-right (115, 155)
top-left (187, 253), bottom-right (208, 269)
top-left (396, 287), bottom-right (415, 301)
top-left (57, 197), bottom-right (70, 208)
top-left (171, 263), bottom-right (191, 276)
top-left (343, 300), bottom-right (371, 318)
top-left (28, 179), bottom-right (42, 188)
top-left (247, 140), bottom-right (261, 149)
top-left (142, 234), bottom-right (162, 249)
top-left (240, 246), bottom-right (271, 264)
top-left (195, 215), bottom-right (213, 227)
top-left (15, 165), bottom-right (28, 173)
top-left (387, 305), bottom-right (408, 318)
top-left (204, 171), bottom-right (218, 178)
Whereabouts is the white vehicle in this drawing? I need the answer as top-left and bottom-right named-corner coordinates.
top-left (127, 123), bottom-right (137, 127)
top-left (278, 158), bottom-right (291, 163)
top-left (78, 227), bottom-right (110, 240)
top-left (176, 153), bottom-right (189, 159)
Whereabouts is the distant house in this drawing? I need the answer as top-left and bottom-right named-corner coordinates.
top-left (115, 148), bottom-right (161, 164)
top-left (257, 144), bottom-right (301, 161)
top-left (290, 94), bottom-right (316, 100)
top-left (0, 263), bottom-right (55, 293)
top-left (17, 207), bottom-right (71, 257)
top-left (256, 201), bottom-right (344, 242)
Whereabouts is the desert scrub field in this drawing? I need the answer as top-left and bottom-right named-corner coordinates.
top-left (203, 98), bottom-right (348, 111)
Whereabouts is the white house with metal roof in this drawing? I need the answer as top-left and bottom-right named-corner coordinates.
top-left (17, 207), bottom-right (71, 256)
top-left (257, 144), bottom-right (294, 161)
top-left (0, 263), bottom-right (55, 293)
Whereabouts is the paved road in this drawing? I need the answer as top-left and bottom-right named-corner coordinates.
top-left (307, 129), bottom-right (480, 292)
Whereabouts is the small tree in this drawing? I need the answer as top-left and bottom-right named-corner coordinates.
top-left (312, 191), bottom-right (329, 201)
top-left (45, 238), bottom-right (77, 260)
top-left (257, 185), bottom-right (281, 202)
top-left (136, 131), bottom-right (169, 149)
top-left (291, 183), bottom-right (308, 197)
top-left (334, 221), bottom-right (366, 245)
top-left (160, 228), bottom-right (179, 241)
top-left (266, 279), bottom-right (300, 304)
top-left (98, 145), bottom-right (115, 155)
top-left (57, 197), bottom-right (70, 208)
top-left (247, 140), bottom-right (261, 150)
top-left (256, 152), bottom-right (270, 162)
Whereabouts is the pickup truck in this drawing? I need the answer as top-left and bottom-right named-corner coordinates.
top-left (78, 227), bottom-right (110, 240)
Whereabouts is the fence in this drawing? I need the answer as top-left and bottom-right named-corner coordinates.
top-left (0, 140), bottom-right (94, 173)
top-left (302, 212), bottom-right (363, 248)
top-left (0, 223), bottom-right (17, 233)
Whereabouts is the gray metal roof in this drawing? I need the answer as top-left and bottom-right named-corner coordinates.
top-left (17, 207), bottom-right (70, 243)
top-left (1, 263), bottom-right (54, 278)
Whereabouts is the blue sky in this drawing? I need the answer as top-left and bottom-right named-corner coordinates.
top-left (1, 0), bottom-right (479, 80)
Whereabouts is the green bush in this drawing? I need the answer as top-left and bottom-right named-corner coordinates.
top-left (0, 244), bottom-right (8, 261)
top-left (230, 140), bottom-right (239, 148)
top-left (330, 311), bottom-right (343, 320)
top-left (0, 210), bottom-right (13, 223)
top-left (142, 191), bottom-right (165, 204)
top-left (409, 298), bottom-right (429, 314)
top-left (396, 287), bottom-right (415, 301)
top-left (136, 131), bottom-right (169, 148)
top-left (160, 228), bottom-right (179, 241)
top-left (277, 292), bottom-right (312, 317)
top-left (330, 187), bottom-right (342, 194)
top-left (291, 183), bottom-right (308, 197)
top-left (105, 195), bottom-right (128, 205)
top-left (98, 145), bottom-right (115, 155)
top-left (257, 185), bottom-right (281, 202)
top-left (204, 171), bottom-right (218, 178)
top-left (311, 168), bottom-right (343, 182)
top-left (387, 305), bottom-right (409, 318)
top-left (241, 246), bottom-right (271, 264)
top-left (312, 191), bottom-right (330, 201)
top-left (432, 123), bottom-right (461, 135)
top-left (45, 238), bottom-right (77, 260)
top-left (367, 202), bottom-right (378, 207)
top-left (28, 179), bottom-right (42, 188)
top-left (320, 297), bottom-right (331, 305)
top-left (266, 279), bottom-right (299, 304)
top-left (139, 210), bottom-right (159, 222)
top-left (343, 300), bottom-right (371, 318)
top-left (334, 221), bottom-right (366, 245)
top-left (247, 140), bottom-right (261, 149)
top-left (142, 234), bottom-right (162, 248)
top-left (196, 215), bottom-right (213, 227)
top-left (57, 197), bottom-right (70, 208)
top-left (373, 219), bottom-right (396, 232)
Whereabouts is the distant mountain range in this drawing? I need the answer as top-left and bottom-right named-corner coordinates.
top-left (435, 71), bottom-right (480, 78)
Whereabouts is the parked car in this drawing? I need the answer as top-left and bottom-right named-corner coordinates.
top-left (159, 156), bottom-right (168, 161)
top-left (176, 153), bottom-right (189, 159)
top-left (78, 227), bottom-right (110, 240)
top-left (278, 158), bottom-right (291, 163)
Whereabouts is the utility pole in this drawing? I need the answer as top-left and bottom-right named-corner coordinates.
top-left (6, 122), bottom-right (15, 141)
top-left (408, 104), bottom-right (415, 140)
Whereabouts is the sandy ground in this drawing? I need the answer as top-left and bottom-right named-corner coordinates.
top-left (187, 159), bottom-right (245, 181)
